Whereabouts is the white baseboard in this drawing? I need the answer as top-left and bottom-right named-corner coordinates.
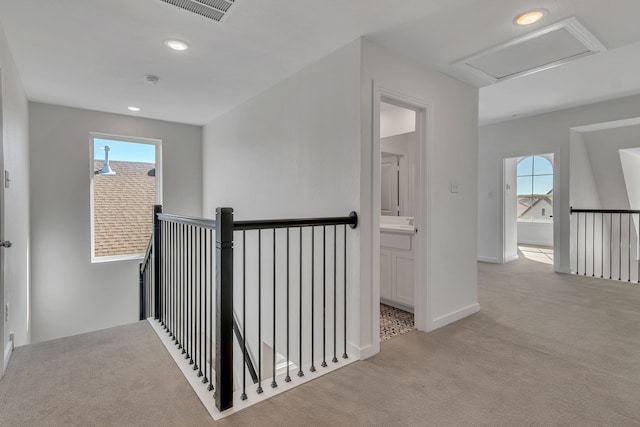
top-left (430, 303), bottom-right (480, 331)
top-left (477, 256), bottom-right (500, 263)
top-left (380, 298), bottom-right (414, 313)
top-left (356, 342), bottom-right (378, 360)
top-left (148, 318), bottom-right (358, 419)
top-left (504, 254), bottom-right (519, 263)
top-left (3, 339), bottom-right (13, 374)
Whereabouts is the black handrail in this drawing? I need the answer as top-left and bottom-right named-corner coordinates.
top-left (157, 213), bottom-right (217, 229)
top-left (571, 207), bottom-right (640, 214)
top-left (142, 236), bottom-right (153, 270)
top-left (232, 316), bottom-right (259, 384)
top-left (234, 211), bottom-right (358, 230)
top-left (141, 206), bottom-right (359, 412)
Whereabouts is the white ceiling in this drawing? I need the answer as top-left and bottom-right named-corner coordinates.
top-left (1, 0), bottom-right (640, 126)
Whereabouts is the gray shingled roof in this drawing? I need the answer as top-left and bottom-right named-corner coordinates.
top-left (94, 160), bottom-right (156, 257)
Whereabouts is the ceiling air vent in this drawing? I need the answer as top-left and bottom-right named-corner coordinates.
top-left (453, 17), bottom-right (606, 84)
top-left (160, 0), bottom-right (236, 22)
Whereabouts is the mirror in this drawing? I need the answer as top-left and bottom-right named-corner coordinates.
top-left (380, 101), bottom-right (416, 217)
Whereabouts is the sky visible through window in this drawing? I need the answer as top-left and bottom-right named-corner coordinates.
top-left (94, 138), bottom-right (155, 163)
top-left (517, 155), bottom-right (553, 195)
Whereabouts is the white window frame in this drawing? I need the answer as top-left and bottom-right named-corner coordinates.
top-left (89, 132), bottom-right (163, 263)
top-left (516, 155), bottom-right (553, 224)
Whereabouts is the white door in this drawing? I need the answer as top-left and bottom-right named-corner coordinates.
top-left (381, 156), bottom-right (399, 216)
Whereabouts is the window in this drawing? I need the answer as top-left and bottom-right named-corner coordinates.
top-left (516, 155), bottom-right (553, 223)
top-left (90, 133), bottom-right (162, 262)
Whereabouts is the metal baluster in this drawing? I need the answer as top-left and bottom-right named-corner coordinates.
top-left (321, 226), bottom-right (327, 368)
top-left (241, 230), bottom-right (247, 400)
top-left (187, 226), bottom-right (193, 364)
top-left (583, 212), bottom-right (587, 276)
top-left (310, 227), bottom-right (316, 373)
top-left (182, 224), bottom-right (186, 354)
top-left (610, 213), bottom-right (613, 280)
top-left (208, 228), bottom-right (214, 392)
top-left (576, 212), bottom-right (580, 274)
top-left (272, 228), bottom-right (278, 388)
top-left (298, 228), bottom-right (304, 378)
top-left (257, 229), bottom-right (263, 394)
top-left (332, 225), bottom-right (338, 363)
top-left (592, 213), bottom-right (595, 277)
top-left (601, 214), bottom-right (604, 278)
top-left (629, 214), bottom-right (632, 282)
top-left (619, 213), bottom-right (623, 281)
top-left (197, 227), bottom-right (203, 376)
top-left (178, 224), bottom-right (183, 350)
top-left (343, 224), bottom-right (348, 359)
top-left (285, 228), bottom-right (291, 382)
top-left (202, 227), bottom-right (208, 384)
top-left (164, 221), bottom-right (168, 328)
top-left (173, 222), bottom-right (177, 341)
top-left (170, 222), bottom-right (175, 340)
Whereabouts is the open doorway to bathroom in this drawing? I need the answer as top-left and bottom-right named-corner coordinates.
top-left (504, 154), bottom-right (555, 266)
top-left (379, 100), bottom-right (417, 341)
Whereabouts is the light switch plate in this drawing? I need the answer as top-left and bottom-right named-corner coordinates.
top-left (4, 170), bottom-right (10, 189)
top-left (450, 180), bottom-right (459, 193)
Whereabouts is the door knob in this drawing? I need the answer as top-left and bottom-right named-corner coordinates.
top-left (0, 241), bottom-right (12, 248)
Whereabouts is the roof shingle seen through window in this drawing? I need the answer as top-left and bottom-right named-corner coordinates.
top-left (94, 160), bottom-right (156, 257)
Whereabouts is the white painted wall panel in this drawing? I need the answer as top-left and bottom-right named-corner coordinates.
top-left (29, 103), bottom-right (202, 342)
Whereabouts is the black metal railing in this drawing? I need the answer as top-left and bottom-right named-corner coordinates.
top-left (571, 208), bottom-right (640, 283)
top-left (140, 206), bottom-right (358, 412)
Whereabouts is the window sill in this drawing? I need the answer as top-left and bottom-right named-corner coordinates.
top-left (92, 253), bottom-right (145, 264)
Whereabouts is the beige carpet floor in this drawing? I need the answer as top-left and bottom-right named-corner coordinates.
top-left (1, 257), bottom-right (640, 426)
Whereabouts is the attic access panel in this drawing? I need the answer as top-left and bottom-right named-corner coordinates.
top-left (160, 0), bottom-right (236, 22)
top-left (453, 17), bottom-right (606, 84)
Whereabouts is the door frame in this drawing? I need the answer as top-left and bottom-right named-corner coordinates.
top-left (371, 83), bottom-right (433, 349)
top-left (0, 68), bottom-right (5, 376)
top-left (502, 153), bottom-right (556, 265)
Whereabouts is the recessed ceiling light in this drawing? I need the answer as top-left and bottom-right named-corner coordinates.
top-left (128, 106), bottom-right (141, 112)
top-left (514, 9), bottom-right (547, 26)
top-left (164, 39), bottom-right (190, 51)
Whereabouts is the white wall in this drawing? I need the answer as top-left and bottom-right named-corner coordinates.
top-left (478, 93), bottom-right (640, 273)
top-left (202, 37), bottom-right (479, 361)
top-left (569, 131), bottom-right (601, 209)
top-left (517, 222), bottom-right (553, 247)
top-left (29, 103), bottom-right (202, 343)
top-left (203, 40), bottom-right (362, 359)
top-left (380, 105), bottom-right (415, 139)
top-left (361, 38), bottom-right (479, 352)
top-left (0, 23), bottom-right (29, 370)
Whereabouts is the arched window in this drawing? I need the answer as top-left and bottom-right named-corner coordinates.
top-left (517, 155), bottom-right (553, 222)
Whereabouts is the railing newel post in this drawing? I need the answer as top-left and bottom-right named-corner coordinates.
top-left (153, 205), bottom-right (163, 320)
top-left (215, 207), bottom-right (234, 412)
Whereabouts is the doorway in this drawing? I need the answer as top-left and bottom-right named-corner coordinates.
top-left (504, 154), bottom-right (555, 265)
top-left (376, 95), bottom-right (424, 342)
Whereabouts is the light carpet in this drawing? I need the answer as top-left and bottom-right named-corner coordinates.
top-left (1, 257), bottom-right (640, 426)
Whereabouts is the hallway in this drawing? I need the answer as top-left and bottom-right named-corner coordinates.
top-left (1, 257), bottom-right (639, 426)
